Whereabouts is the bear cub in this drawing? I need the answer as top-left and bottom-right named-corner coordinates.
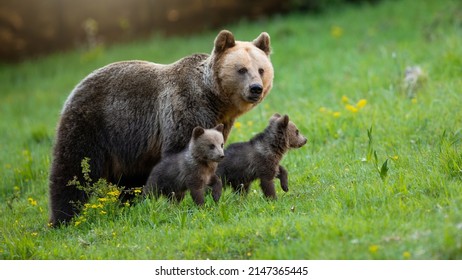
top-left (216, 114), bottom-right (307, 199)
top-left (144, 124), bottom-right (225, 205)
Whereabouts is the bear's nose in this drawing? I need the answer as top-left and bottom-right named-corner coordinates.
top-left (249, 84), bottom-right (263, 95)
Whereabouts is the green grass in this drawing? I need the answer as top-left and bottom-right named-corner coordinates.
top-left (1, 0), bottom-right (462, 259)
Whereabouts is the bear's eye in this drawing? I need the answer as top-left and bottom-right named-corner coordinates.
top-left (296, 130), bottom-right (299, 136)
top-left (221, 143), bottom-right (224, 148)
top-left (238, 67), bottom-right (248, 74)
top-left (209, 144), bottom-right (215, 150)
top-left (258, 68), bottom-right (264, 75)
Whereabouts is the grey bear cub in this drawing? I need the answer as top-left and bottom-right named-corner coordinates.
top-left (216, 114), bottom-right (307, 199)
top-left (144, 124), bottom-right (225, 205)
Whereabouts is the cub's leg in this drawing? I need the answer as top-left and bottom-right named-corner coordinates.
top-left (260, 178), bottom-right (277, 199)
top-left (189, 186), bottom-right (205, 205)
top-left (277, 165), bottom-right (289, 192)
top-left (209, 174), bottom-right (223, 203)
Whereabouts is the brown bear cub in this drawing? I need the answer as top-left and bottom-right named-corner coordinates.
top-left (48, 30), bottom-right (274, 225)
top-left (216, 114), bottom-right (307, 199)
top-left (144, 125), bottom-right (225, 205)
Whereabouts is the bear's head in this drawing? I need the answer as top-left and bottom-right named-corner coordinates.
top-left (269, 113), bottom-right (308, 149)
top-left (190, 124), bottom-right (225, 163)
top-left (211, 30), bottom-right (274, 116)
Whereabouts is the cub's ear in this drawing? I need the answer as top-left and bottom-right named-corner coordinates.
top-left (253, 32), bottom-right (271, 55)
top-left (269, 113), bottom-right (282, 123)
top-left (192, 127), bottom-right (205, 139)
top-left (214, 124), bottom-right (224, 133)
top-left (278, 115), bottom-right (289, 128)
top-left (214, 30), bottom-right (235, 54)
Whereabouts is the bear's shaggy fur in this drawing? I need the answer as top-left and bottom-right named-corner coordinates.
top-left (216, 114), bottom-right (307, 198)
top-left (49, 30), bottom-right (274, 225)
top-left (144, 125), bottom-right (224, 205)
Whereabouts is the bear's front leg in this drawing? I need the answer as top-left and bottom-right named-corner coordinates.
top-left (209, 174), bottom-right (223, 203)
top-left (277, 165), bottom-right (289, 192)
top-left (189, 186), bottom-right (205, 205)
top-left (260, 178), bottom-right (277, 199)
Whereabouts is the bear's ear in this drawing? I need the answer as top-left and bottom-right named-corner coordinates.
top-left (278, 115), bottom-right (289, 128)
top-left (192, 127), bottom-right (205, 139)
top-left (253, 32), bottom-right (271, 55)
top-left (214, 124), bottom-right (224, 133)
top-left (214, 30), bottom-right (235, 54)
top-left (269, 113), bottom-right (282, 123)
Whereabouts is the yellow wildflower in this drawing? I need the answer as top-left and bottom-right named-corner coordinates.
top-left (345, 104), bottom-right (358, 113)
top-left (107, 189), bottom-right (120, 197)
top-left (74, 217), bottom-right (86, 226)
top-left (133, 188), bottom-right (142, 194)
top-left (100, 210), bottom-right (107, 215)
top-left (28, 197), bottom-right (37, 206)
top-left (319, 107), bottom-right (328, 113)
top-left (332, 112), bottom-right (341, 118)
top-left (356, 99), bottom-right (367, 109)
top-left (331, 26), bottom-right (343, 38)
top-left (403, 251), bottom-right (411, 259)
top-left (31, 232), bottom-right (38, 237)
top-left (369, 244), bottom-right (379, 253)
top-left (341, 95), bottom-right (349, 104)
top-left (234, 122), bottom-right (242, 129)
top-left (98, 197), bottom-right (108, 202)
top-left (246, 121), bottom-right (254, 126)
top-left (88, 203), bottom-right (102, 209)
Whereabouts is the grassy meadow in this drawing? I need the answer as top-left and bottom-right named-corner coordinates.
top-left (1, 0), bottom-right (462, 259)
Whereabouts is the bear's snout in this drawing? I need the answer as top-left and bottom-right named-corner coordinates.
top-left (214, 153), bottom-right (225, 162)
top-left (250, 84), bottom-right (263, 94)
top-left (248, 84), bottom-right (263, 102)
top-left (299, 137), bottom-right (308, 147)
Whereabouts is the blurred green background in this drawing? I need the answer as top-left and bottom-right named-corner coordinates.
top-left (1, 0), bottom-right (379, 62)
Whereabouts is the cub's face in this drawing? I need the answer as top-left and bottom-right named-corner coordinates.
top-left (270, 113), bottom-right (307, 149)
top-left (213, 31), bottom-right (274, 116)
top-left (192, 125), bottom-right (225, 162)
top-left (287, 121), bottom-right (308, 149)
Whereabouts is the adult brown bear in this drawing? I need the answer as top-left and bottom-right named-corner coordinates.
top-left (48, 30), bottom-right (274, 225)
